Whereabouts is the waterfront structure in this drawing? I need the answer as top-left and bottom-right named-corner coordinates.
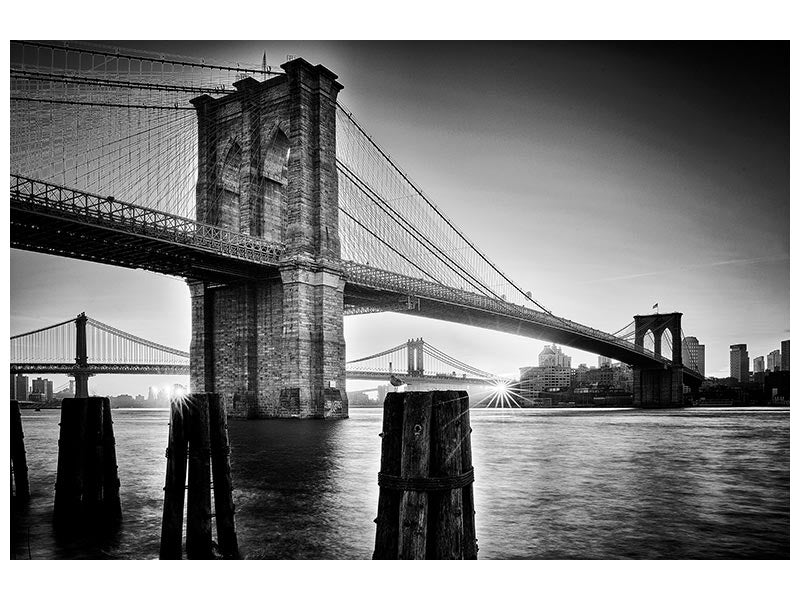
top-left (520, 365), bottom-right (571, 393)
top-left (681, 336), bottom-right (706, 376)
top-left (781, 340), bottom-right (790, 371)
top-left (767, 349), bottom-right (781, 372)
top-left (539, 344), bottom-right (572, 368)
top-left (14, 374), bottom-right (28, 402)
top-left (730, 344), bottom-right (749, 383)
top-left (598, 356), bottom-right (612, 368)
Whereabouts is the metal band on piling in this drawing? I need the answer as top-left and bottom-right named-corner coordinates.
top-left (378, 468), bottom-right (474, 492)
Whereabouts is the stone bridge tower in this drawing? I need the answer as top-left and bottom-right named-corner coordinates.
top-left (187, 58), bottom-right (347, 419)
top-left (632, 312), bottom-right (686, 408)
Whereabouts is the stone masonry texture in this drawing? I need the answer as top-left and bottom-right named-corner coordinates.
top-left (188, 59), bottom-right (348, 419)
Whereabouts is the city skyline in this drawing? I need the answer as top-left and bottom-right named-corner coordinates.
top-left (9, 41), bottom-right (789, 394)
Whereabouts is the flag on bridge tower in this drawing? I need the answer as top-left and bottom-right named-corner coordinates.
top-left (652, 302), bottom-right (659, 313)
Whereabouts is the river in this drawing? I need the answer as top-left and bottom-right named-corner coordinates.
top-left (10, 406), bottom-right (789, 559)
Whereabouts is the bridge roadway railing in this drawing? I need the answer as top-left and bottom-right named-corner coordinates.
top-left (10, 174), bottom-right (285, 266)
top-left (10, 362), bottom-right (189, 375)
top-left (342, 261), bottom-right (669, 366)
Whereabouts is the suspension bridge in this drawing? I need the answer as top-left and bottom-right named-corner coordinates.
top-left (10, 41), bottom-right (702, 418)
top-left (9, 313), bottom-right (501, 392)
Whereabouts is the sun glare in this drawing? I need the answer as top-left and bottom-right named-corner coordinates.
top-left (484, 379), bottom-right (523, 409)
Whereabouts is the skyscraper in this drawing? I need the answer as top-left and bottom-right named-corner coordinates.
top-left (767, 349), bottom-right (781, 372)
top-left (538, 344), bottom-right (572, 368)
top-left (682, 336), bottom-right (706, 376)
top-left (730, 344), bottom-right (749, 383)
top-left (14, 375), bottom-right (28, 402)
top-left (781, 340), bottom-right (790, 371)
top-left (753, 356), bottom-right (765, 373)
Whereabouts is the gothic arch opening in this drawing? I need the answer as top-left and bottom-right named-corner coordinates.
top-left (218, 142), bottom-right (242, 231)
top-left (643, 329), bottom-right (655, 353)
top-left (254, 128), bottom-right (290, 241)
top-left (661, 328), bottom-right (673, 360)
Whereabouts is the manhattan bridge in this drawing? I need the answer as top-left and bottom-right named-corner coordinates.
top-left (9, 41), bottom-right (703, 418)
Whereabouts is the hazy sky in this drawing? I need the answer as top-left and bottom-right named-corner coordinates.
top-left (9, 41), bottom-right (789, 394)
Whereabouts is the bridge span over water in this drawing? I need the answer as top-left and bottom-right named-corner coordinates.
top-left (10, 315), bottom-right (502, 392)
top-left (10, 42), bottom-right (701, 417)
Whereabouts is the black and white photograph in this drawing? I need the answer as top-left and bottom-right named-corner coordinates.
top-left (4, 3), bottom-right (794, 594)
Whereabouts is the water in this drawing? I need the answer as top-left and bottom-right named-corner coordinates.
top-left (11, 407), bottom-right (789, 559)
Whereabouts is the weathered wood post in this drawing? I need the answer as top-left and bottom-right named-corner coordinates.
top-left (53, 397), bottom-right (121, 529)
top-left (372, 393), bottom-right (404, 559)
top-left (373, 390), bottom-right (478, 560)
top-left (54, 397), bottom-right (86, 524)
top-left (159, 399), bottom-right (188, 559)
top-left (101, 397), bottom-right (122, 522)
top-left (11, 400), bottom-right (30, 501)
top-left (160, 393), bottom-right (240, 560)
top-left (186, 395), bottom-right (213, 559)
top-left (208, 394), bottom-right (240, 559)
top-left (459, 392), bottom-right (478, 558)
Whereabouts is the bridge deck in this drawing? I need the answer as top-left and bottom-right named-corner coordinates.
top-left (342, 262), bottom-right (702, 376)
top-left (11, 175), bottom-right (283, 281)
top-left (9, 176), bottom-right (702, 385)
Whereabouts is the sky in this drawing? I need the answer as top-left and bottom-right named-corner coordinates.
top-left (8, 41), bottom-right (790, 395)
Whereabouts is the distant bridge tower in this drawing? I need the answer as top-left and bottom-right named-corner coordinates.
top-left (632, 312), bottom-right (686, 407)
top-left (407, 338), bottom-right (424, 376)
top-left (73, 312), bottom-right (90, 397)
top-left (188, 59), bottom-right (347, 419)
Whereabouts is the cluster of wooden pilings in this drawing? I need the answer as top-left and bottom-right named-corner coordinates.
top-left (53, 397), bottom-right (122, 528)
top-left (373, 390), bottom-right (478, 559)
top-left (160, 393), bottom-right (239, 560)
top-left (11, 400), bottom-right (30, 502)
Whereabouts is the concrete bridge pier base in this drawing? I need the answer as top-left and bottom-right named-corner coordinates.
top-left (632, 366), bottom-right (686, 408)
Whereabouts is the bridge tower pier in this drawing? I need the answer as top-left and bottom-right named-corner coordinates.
top-left (189, 59), bottom-right (347, 419)
top-left (72, 312), bottom-right (91, 398)
top-left (632, 312), bottom-right (686, 408)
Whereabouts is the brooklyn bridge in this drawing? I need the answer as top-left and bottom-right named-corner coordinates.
top-left (10, 41), bottom-right (702, 418)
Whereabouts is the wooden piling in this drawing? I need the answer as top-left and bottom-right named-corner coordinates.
top-left (373, 390), bottom-right (477, 560)
top-left (160, 399), bottom-right (188, 559)
top-left (101, 397), bottom-right (122, 522)
top-left (372, 392), bottom-right (405, 559)
top-left (428, 390), bottom-right (465, 559)
top-left (54, 398), bottom-right (86, 524)
top-left (53, 397), bottom-right (121, 529)
top-left (459, 392), bottom-right (478, 559)
top-left (82, 398), bottom-right (103, 516)
top-left (208, 393), bottom-right (239, 559)
top-left (186, 395), bottom-right (213, 559)
top-left (397, 392), bottom-right (433, 559)
top-left (10, 400), bottom-right (30, 501)
top-left (160, 393), bottom-right (240, 560)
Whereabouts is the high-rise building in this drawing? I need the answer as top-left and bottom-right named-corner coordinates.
top-left (681, 336), bottom-right (705, 376)
top-left (730, 344), bottom-right (749, 383)
top-left (781, 340), bottom-right (790, 371)
top-left (14, 375), bottom-right (29, 402)
top-left (31, 377), bottom-right (53, 402)
top-left (598, 356), bottom-right (612, 368)
top-left (767, 349), bottom-right (781, 372)
top-left (538, 344), bottom-right (571, 368)
top-left (753, 356), bottom-right (765, 373)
